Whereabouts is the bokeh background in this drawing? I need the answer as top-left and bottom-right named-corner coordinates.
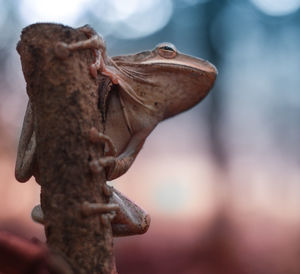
top-left (1, 0), bottom-right (300, 273)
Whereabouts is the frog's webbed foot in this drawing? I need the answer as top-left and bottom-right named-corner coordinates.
top-left (89, 156), bottom-right (116, 179)
top-left (90, 156), bottom-right (134, 181)
top-left (110, 188), bottom-right (150, 236)
top-left (89, 127), bottom-right (132, 181)
top-left (54, 26), bottom-right (119, 84)
top-left (32, 188), bottom-right (150, 237)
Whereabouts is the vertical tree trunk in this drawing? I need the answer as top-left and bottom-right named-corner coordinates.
top-left (17, 23), bottom-right (117, 274)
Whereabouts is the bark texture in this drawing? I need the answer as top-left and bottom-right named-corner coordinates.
top-left (17, 23), bottom-right (117, 274)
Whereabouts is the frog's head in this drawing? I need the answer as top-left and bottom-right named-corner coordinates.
top-left (112, 43), bottom-right (217, 120)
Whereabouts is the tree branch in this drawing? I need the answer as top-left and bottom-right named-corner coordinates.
top-left (17, 23), bottom-right (117, 274)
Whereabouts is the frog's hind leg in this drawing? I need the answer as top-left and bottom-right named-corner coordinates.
top-left (15, 101), bottom-right (36, 183)
top-left (31, 187), bottom-right (151, 237)
top-left (110, 188), bottom-right (151, 237)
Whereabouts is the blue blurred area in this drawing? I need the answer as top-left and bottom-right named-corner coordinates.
top-left (1, 0), bottom-right (300, 273)
top-left (1, 0), bottom-right (299, 167)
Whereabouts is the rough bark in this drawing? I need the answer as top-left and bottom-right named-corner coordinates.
top-left (17, 23), bottom-right (117, 274)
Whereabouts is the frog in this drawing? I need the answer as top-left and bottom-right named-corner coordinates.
top-left (15, 26), bottom-right (217, 237)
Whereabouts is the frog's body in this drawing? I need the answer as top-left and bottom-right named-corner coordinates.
top-left (15, 26), bottom-right (217, 236)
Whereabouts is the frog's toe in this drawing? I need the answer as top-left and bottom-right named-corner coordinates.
top-left (89, 127), bottom-right (117, 156)
top-left (31, 204), bottom-right (44, 225)
top-left (98, 156), bottom-right (116, 168)
top-left (89, 160), bottom-right (104, 174)
top-left (54, 42), bottom-right (70, 59)
top-left (90, 64), bottom-right (98, 78)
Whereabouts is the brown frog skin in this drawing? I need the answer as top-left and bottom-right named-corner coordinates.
top-left (15, 26), bottom-right (217, 236)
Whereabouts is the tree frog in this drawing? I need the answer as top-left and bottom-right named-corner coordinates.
top-left (15, 26), bottom-right (217, 236)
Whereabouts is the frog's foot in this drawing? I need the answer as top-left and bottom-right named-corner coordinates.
top-left (55, 34), bottom-right (104, 58)
top-left (111, 189), bottom-right (151, 237)
top-left (78, 26), bottom-right (120, 83)
top-left (55, 27), bottom-right (119, 83)
top-left (89, 127), bottom-right (119, 180)
top-left (76, 25), bottom-right (102, 78)
top-left (54, 35), bottom-right (105, 79)
top-left (89, 127), bottom-right (117, 157)
top-left (89, 156), bottom-right (117, 181)
top-left (81, 201), bottom-right (119, 226)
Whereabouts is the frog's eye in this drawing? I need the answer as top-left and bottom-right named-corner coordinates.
top-left (157, 43), bottom-right (177, 59)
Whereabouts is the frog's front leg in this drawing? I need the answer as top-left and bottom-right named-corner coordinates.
top-left (89, 128), bottom-right (149, 181)
top-left (54, 26), bottom-right (119, 83)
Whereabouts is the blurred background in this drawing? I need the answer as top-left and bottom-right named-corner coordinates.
top-left (1, 0), bottom-right (300, 273)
